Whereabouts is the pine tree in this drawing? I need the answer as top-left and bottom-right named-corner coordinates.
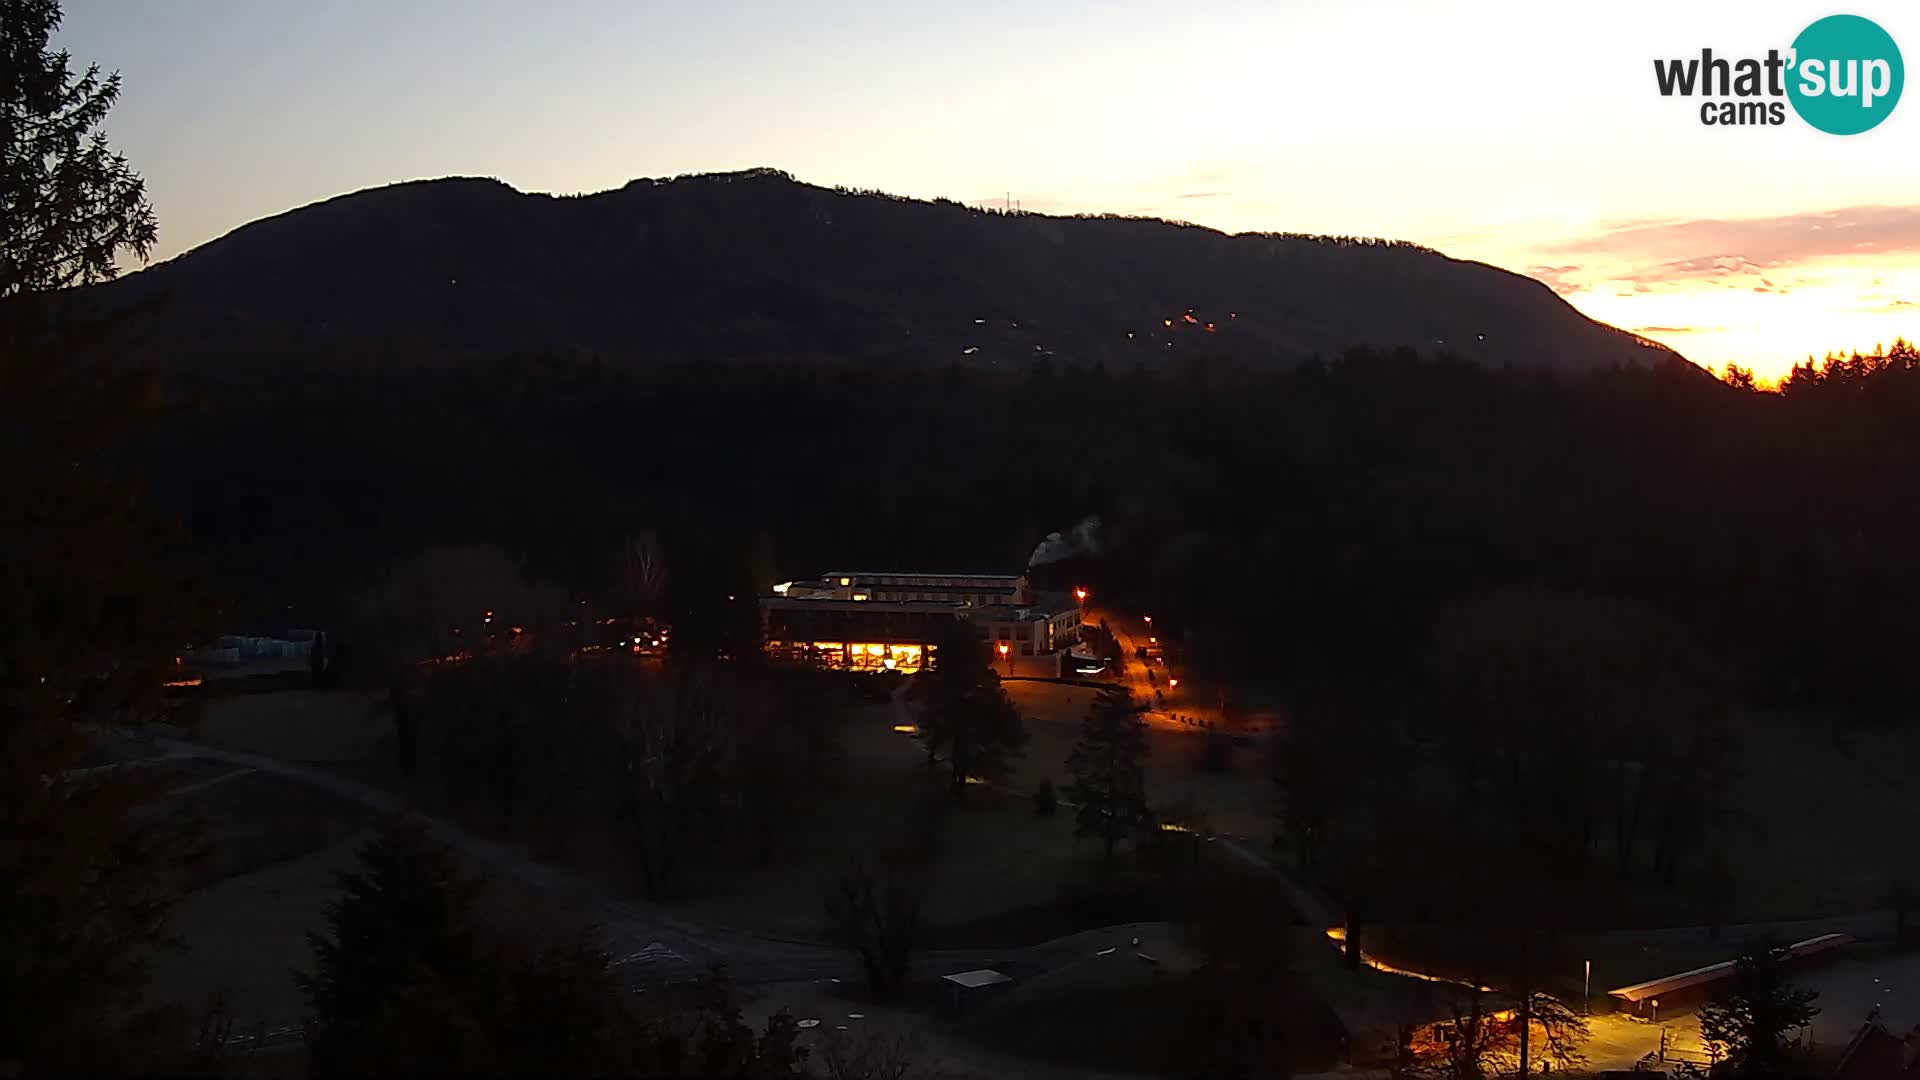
top-left (300, 821), bottom-right (811, 1078)
top-left (1065, 685), bottom-right (1150, 865)
top-left (1697, 938), bottom-right (1821, 1078)
top-left (1, 0), bottom-right (159, 297)
top-left (296, 822), bottom-right (492, 1079)
top-left (1, 5), bottom-right (212, 1074)
top-left (917, 619), bottom-right (1027, 797)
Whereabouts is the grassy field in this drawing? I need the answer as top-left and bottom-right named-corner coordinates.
top-left (1291, 692), bottom-right (1920, 930)
top-left (157, 675), bottom-right (1920, 943)
top-left (150, 836), bottom-right (363, 1036)
top-left (150, 825), bottom-right (591, 1044)
top-left (179, 768), bottom-right (373, 887)
top-left (1003, 681), bottom-right (1278, 841)
top-left (192, 688), bottom-right (389, 763)
top-left (679, 702), bottom-right (1104, 940)
top-left (1709, 714), bottom-right (1920, 919)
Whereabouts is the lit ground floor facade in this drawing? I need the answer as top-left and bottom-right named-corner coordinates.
top-left (760, 571), bottom-right (1084, 672)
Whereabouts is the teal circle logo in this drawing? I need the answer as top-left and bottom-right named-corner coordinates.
top-left (1788, 14), bottom-right (1904, 134)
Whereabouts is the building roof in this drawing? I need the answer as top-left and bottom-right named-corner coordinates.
top-left (975, 603), bottom-right (1071, 623)
top-left (855, 582), bottom-right (1019, 596)
top-left (942, 969), bottom-right (1014, 989)
top-left (1030, 589), bottom-right (1080, 612)
top-left (1834, 1016), bottom-right (1920, 1080)
top-left (821, 571), bottom-right (1022, 582)
top-left (760, 597), bottom-right (970, 615)
top-left (1606, 934), bottom-right (1852, 1004)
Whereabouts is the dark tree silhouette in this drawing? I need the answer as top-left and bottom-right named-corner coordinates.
top-left (605, 658), bottom-right (732, 898)
top-left (296, 821), bottom-right (491, 1078)
top-left (1032, 776), bottom-right (1059, 817)
top-left (615, 527), bottom-right (670, 621)
top-left (0, 7), bottom-right (212, 1074)
top-left (826, 856), bottom-right (928, 1002)
top-left (297, 820), bottom-right (808, 1079)
top-left (1271, 717), bottom-right (1332, 871)
top-left (916, 620), bottom-right (1027, 797)
top-left (1155, 885), bottom-right (1298, 1079)
top-left (0, 0), bottom-right (157, 296)
top-left (1065, 685), bottom-right (1150, 866)
top-left (1697, 938), bottom-right (1821, 1078)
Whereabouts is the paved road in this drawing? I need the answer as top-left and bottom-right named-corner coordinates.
top-left (1089, 608), bottom-right (1236, 734)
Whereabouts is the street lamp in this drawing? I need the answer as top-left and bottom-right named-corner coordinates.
top-left (1074, 587), bottom-right (1088, 605)
top-left (997, 641), bottom-right (1011, 676)
top-left (1168, 677), bottom-right (1179, 690)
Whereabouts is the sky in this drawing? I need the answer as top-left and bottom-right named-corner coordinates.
top-left (56, 0), bottom-right (1920, 379)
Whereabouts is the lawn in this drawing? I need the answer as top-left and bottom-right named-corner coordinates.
top-left (1003, 681), bottom-right (1278, 841)
top-left (677, 702), bottom-right (1105, 940)
top-left (149, 825), bottom-right (593, 1047)
top-left (622, 682), bottom-right (1282, 941)
top-left (1288, 695), bottom-right (1920, 931)
top-left (954, 924), bottom-right (1352, 1074)
top-left (149, 836), bottom-right (363, 1039)
top-left (176, 768), bottom-right (374, 887)
top-left (191, 688), bottom-right (389, 764)
top-left (1709, 714), bottom-right (1920, 920)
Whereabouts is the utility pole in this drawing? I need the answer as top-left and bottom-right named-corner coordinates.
top-left (1518, 941), bottom-right (1532, 1079)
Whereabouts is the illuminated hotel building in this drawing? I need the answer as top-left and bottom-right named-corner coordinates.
top-left (760, 571), bottom-right (1083, 672)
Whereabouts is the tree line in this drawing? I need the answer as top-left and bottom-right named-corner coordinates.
top-left (141, 335), bottom-right (1920, 730)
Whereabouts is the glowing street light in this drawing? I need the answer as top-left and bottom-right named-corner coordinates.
top-left (1143, 615), bottom-right (1152, 625)
top-left (996, 641), bottom-right (1011, 676)
top-left (1168, 677), bottom-right (1179, 690)
top-left (1074, 587), bottom-right (1088, 604)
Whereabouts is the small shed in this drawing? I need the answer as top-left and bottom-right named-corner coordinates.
top-left (942, 968), bottom-right (1014, 1012)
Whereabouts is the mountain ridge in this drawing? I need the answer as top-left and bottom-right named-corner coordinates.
top-left (97, 167), bottom-right (1690, 377)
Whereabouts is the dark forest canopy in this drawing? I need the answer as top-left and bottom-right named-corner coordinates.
top-left (86, 167), bottom-right (1681, 379)
top-left (138, 339), bottom-right (1920, 722)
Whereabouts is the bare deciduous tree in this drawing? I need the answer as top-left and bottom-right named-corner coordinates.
top-left (616, 528), bottom-right (671, 621)
top-left (826, 854), bottom-right (930, 1002)
top-left (814, 1027), bottom-right (922, 1080)
top-left (606, 659), bottom-right (733, 898)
